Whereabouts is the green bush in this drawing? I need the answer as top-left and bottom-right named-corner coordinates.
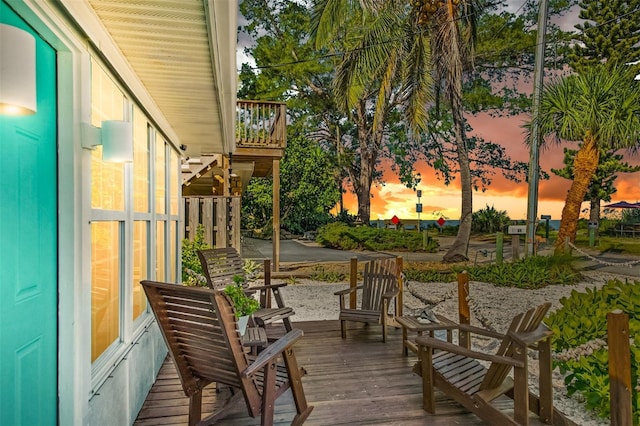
top-left (462, 255), bottom-right (580, 289)
top-left (405, 255), bottom-right (580, 289)
top-left (316, 222), bottom-right (439, 252)
top-left (181, 224), bottom-right (210, 286)
top-left (472, 204), bottom-right (510, 234)
top-left (546, 279), bottom-right (640, 422)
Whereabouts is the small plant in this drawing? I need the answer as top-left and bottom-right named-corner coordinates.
top-left (309, 266), bottom-right (346, 282)
top-left (224, 276), bottom-right (260, 318)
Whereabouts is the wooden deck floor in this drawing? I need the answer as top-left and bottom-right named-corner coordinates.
top-left (134, 321), bottom-right (569, 425)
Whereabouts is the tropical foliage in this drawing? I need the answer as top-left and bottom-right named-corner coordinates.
top-left (471, 204), bottom-right (510, 234)
top-left (242, 122), bottom-right (341, 235)
top-left (533, 64), bottom-right (640, 251)
top-left (316, 222), bottom-right (439, 252)
top-left (546, 279), bottom-right (640, 421)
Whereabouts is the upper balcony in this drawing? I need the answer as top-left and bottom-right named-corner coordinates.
top-left (182, 100), bottom-right (286, 196)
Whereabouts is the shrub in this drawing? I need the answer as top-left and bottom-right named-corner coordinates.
top-left (461, 255), bottom-right (580, 289)
top-left (316, 222), bottom-right (439, 252)
top-left (472, 204), bottom-right (510, 234)
top-left (405, 255), bottom-right (580, 289)
top-left (546, 279), bottom-right (640, 421)
top-left (181, 224), bottom-right (210, 286)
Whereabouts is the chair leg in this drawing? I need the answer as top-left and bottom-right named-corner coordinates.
top-left (261, 361), bottom-right (278, 426)
top-left (188, 390), bottom-right (202, 426)
top-left (283, 347), bottom-right (314, 425)
top-left (340, 319), bottom-right (346, 339)
top-left (538, 338), bottom-right (553, 423)
top-left (513, 343), bottom-right (530, 426)
top-left (419, 345), bottom-right (436, 413)
top-left (382, 300), bottom-right (388, 343)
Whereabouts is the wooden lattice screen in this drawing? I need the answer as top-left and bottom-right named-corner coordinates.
top-left (183, 196), bottom-right (241, 251)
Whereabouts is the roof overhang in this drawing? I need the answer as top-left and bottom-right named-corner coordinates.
top-left (59, 0), bottom-right (237, 157)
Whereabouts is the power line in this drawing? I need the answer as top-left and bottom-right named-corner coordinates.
top-left (238, 4), bottom-right (640, 74)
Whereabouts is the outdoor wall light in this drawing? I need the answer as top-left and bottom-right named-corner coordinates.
top-left (81, 120), bottom-right (134, 163)
top-left (0, 24), bottom-right (37, 115)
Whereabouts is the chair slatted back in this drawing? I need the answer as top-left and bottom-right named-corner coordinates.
top-left (197, 248), bottom-right (245, 290)
top-left (141, 280), bottom-right (256, 398)
top-left (479, 302), bottom-right (552, 391)
top-left (361, 258), bottom-right (398, 311)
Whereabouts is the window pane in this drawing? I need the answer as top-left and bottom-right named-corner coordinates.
top-left (133, 107), bottom-right (149, 213)
top-left (90, 58), bottom-right (124, 211)
top-left (156, 222), bottom-right (165, 281)
top-left (133, 221), bottom-right (148, 319)
top-left (169, 221), bottom-right (177, 282)
top-left (155, 141), bottom-right (165, 214)
top-left (170, 149), bottom-right (179, 215)
top-left (91, 221), bottom-right (120, 362)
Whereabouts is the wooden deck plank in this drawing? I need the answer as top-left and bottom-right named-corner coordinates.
top-left (133, 320), bottom-right (570, 425)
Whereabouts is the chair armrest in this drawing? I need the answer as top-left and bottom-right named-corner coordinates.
top-left (242, 329), bottom-right (304, 377)
top-left (249, 282), bottom-right (288, 292)
top-left (382, 288), bottom-right (399, 300)
top-left (334, 285), bottom-right (363, 296)
top-left (509, 323), bottom-right (553, 347)
top-left (416, 335), bottom-right (524, 368)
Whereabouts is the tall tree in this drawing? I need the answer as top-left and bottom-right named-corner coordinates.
top-left (552, 148), bottom-right (640, 225)
top-left (568, 0), bottom-right (640, 72)
top-left (534, 64), bottom-right (640, 251)
top-left (242, 122), bottom-right (341, 235)
top-left (312, 1), bottom-right (427, 224)
top-left (413, 0), bottom-right (484, 262)
top-left (559, 0), bottom-right (640, 225)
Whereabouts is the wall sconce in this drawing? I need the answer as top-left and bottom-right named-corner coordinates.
top-left (82, 120), bottom-right (134, 163)
top-left (0, 24), bottom-right (37, 115)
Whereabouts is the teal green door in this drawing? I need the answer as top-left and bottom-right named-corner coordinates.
top-left (0, 3), bottom-right (58, 424)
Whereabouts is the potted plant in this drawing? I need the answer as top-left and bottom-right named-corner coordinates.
top-left (224, 274), bottom-right (260, 336)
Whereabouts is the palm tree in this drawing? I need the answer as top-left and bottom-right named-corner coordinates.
top-left (311, 1), bottom-right (432, 224)
top-left (534, 64), bottom-right (640, 251)
top-left (418, 0), bottom-right (482, 262)
top-left (312, 0), bottom-right (482, 262)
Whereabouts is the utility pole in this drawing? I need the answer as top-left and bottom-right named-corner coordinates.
top-left (526, 0), bottom-right (549, 257)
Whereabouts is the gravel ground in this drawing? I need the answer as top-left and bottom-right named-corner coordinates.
top-left (260, 269), bottom-right (638, 426)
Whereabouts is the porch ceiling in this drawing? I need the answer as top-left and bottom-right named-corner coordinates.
top-left (67, 0), bottom-right (237, 158)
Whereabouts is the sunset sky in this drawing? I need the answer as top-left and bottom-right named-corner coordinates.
top-left (341, 112), bottom-right (640, 222)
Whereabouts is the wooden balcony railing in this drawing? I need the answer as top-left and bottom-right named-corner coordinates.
top-left (236, 100), bottom-right (286, 149)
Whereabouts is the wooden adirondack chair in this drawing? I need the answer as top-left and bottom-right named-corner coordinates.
top-left (197, 248), bottom-right (295, 332)
top-left (141, 280), bottom-right (313, 426)
top-left (334, 257), bottom-right (400, 342)
top-left (415, 302), bottom-right (571, 426)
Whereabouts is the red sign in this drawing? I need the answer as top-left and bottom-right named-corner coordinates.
top-left (437, 217), bottom-right (446, 227)
top-left (391, 215), bottom-right (400, 225)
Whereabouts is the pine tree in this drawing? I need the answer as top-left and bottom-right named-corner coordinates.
top-left (568, 0), bottom-right (640, 71)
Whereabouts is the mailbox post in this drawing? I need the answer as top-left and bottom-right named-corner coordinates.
top-left (508, 225), bottom-right (527, 260)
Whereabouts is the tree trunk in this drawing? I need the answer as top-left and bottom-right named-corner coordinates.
top-left (555, 132), bottom-right (600, 252)
top-left (354, 99), bottom-right (380, 224)
top-left (589, 198), bottom-right (600, 237)
top-left (443, 107), bottom-right (472, 262)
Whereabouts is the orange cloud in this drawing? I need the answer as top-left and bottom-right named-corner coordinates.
top-left (340, 113), bottom-right (640, 221)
